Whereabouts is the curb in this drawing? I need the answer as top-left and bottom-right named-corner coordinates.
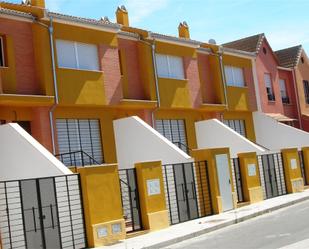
top-left (144, 195), bottom-right (309, 249)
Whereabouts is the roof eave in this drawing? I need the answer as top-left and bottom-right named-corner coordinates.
top-left (46, 12), bottom-right (121, 33)
top-left (149, 32), bottom-right (201, 48)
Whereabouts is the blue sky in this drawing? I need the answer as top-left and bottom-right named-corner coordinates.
top-left (10, 0), bottom-right (309, 52)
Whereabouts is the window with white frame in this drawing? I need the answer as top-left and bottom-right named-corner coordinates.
top-left (224, 65), bottom-right (245, 87)
top-left (279, 79), bottom-right (289, 104)
top-left (56, 40), bottom-right (99, 71)
top-left (264, 73), bottom-right (275, 101)
top-left (155, 54), bottom-right (184, 79)
top-left (223, 119), bottom-right (246, 137)
top-left (0, 36), bottom-right (5, 67)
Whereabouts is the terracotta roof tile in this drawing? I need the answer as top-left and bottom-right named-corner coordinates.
top-left (222, 33), bottom-right (264, 53)
top-left (274, 45), bottom-right (302, 68)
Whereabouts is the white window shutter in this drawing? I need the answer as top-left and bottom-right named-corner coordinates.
top-left (233, 67), bottom-right (245, 87)
top-left (224, 66), bottom-right (234, 86)
top-left (155, 54), bottom-right (169, 78)
top-left (56, 40), bottom-right (77, 69)
top-left (169, 56), bottom-right (184, 79)
top-left (76, 42), bottom-right (99, 71)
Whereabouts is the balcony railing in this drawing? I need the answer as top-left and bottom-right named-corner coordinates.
top-left (55, 150), bottom-right (100, 167)
top-left (282, 96), bottom-right (290, 104)
top-left (267, 93), bottom-right (276, 101)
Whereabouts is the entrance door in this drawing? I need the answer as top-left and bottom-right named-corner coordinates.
top-left (261, 155), bottom-right (279, 198)
top-left (20, 178), bottom-right (61, 249)
top-left (215, 154), bottom-right (233, 211)
top-left (174, 163), bottom-right (199, 222)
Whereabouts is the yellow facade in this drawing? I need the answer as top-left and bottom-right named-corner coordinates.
top-left (302, 147), bottom-right (309, 184)
top-left (238, 152), bottom-right (263, 203)
top-left (135, 161), bottom-right (169, 231)
top-left (281, 148), bottom-right (304, 193)
top-left (192, 148), bottom-right (237, 214)
top-left (76, 165), bottom-right (126, 247)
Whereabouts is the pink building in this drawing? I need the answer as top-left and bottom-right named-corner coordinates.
top-left (223, 34), bottom-right (300, 127)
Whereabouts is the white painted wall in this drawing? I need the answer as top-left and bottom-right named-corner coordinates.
top-left (0, 123), bottom-right (72, 181)
top-left (195, 119), bottom-right (265, 157)
top-left (253, 111), bottom-right (309, 150)
top-left (113, 116), bottom-right (193, 169)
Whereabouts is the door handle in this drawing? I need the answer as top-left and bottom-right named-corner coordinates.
top-left (50, 204), bottom-right (55, 229)
top-left (32, 207), bottom-right (37, 232)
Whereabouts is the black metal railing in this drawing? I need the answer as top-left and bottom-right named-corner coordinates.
top-left (282, 96), bottom-right (290, 104)
top-left (162, 161), bottom-right (212, 225)
top-left (267, 93), bottom-right (276, 101)
top-left (231, 158), bottom-right (244, 203)
top-left (299, 151), bottom-right (308, 185)
top-left (55, 150), bottom-right (100, 167)
top-left (173, 142), bottom-right (191, 154)
top-left (257, 153), bottom-right (287, 199)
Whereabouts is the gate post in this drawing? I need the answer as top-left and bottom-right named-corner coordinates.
top-left (237, 152), bottom-right (263, 204)
top-left (302, 147), bottom-right (309, 185)
top-left (281, 148), bottom-right (304, 193)
top-left (192, 148), bottom-right (237, 214)
top-left (135, 161), bottom-right (169, 231)
top-left (77, 165), bottom-right (126, 247)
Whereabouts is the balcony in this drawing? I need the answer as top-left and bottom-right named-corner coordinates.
top-left (267, 93), bottom-right (276, 101)
top-left (282, 96), bottom-right (290, 104)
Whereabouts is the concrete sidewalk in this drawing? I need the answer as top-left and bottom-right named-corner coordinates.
top-left (101, 189), bottom-right (309, 249)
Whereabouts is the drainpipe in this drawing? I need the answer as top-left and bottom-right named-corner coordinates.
top-left (292, 68), bottom-right (303, 129)
top-left (36, 16), bottom-right (59, 154)
top-left (218, 47), bottom-right (228, 109)
top-left (139, 37), bottom-right (161, 128)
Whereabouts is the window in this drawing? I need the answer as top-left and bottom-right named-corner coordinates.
top-left (301, 57), bottom-right (304, 64)
top-left (155, 54), bottom-right (184, 79)
top-left (155, 119), bottom-right (188, 153)
top-left (56, 119), bottom-right (103, 166)
top-left (56, 40), bottom-right (99, 71)
top-left (223, 119), bottom-right (246, 137)
top-left (224, 66), bottom-right (245, 87)
top-left (304, 80), bottom-right (309, 104)
top-left (279, 79), bottom-right (289, 104)
top-left (263, 47), bottom-right (267, 54)
top-left (0, 36), bottom-right (5, 67)
top-left (264, 73), bottom-right (275, 101)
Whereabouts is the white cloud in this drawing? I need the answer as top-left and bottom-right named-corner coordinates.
top-left (123, 0), bottom-right (169, 25)
top-left (266, 25), bottom-right (309, 50)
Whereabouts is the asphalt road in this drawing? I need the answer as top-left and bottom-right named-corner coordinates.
top-left (166, 200), bottom-right (309, 249)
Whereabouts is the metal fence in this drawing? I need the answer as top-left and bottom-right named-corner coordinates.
top-left (162, 161), bottom-right (212, 225)
top-left (55, 150), bottom-right (100, 167)
top-left (231, 158), bottom-right (244, 203)
top-left (299, 151), bottom-right (308, 185)
top-left (118, 169), bottom-right (142, 233)
top-left (0, 174), bottom-right (87, 249)
top-left (257, 153), bottom-right (287, 199)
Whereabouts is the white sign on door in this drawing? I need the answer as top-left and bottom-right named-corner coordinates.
top-left (147, 179), bottom-right (161, 196)
top-left (248, 164), bottom-right (256, 176)
top-left (290, 159), bottom-right (297, 169)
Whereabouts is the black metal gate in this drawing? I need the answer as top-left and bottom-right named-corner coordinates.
top-left (257, 153), bottom-right (287, 199)
top-left (119, 169), bottom-right (142, 233)
top-left (299, 151), bottom-right (308, 185)
top-left (231, 158), bottom-right (244, 203)
top-left (162, 161), bottom-right (212, 225)
top-left (0, 174), bottom-right (87, 249)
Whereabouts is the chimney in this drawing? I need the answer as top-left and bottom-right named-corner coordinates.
top-left (116, 5), bottom-right (129, 26)
top-left (178, 21), bottom-right (190, 39)
top-left (22, 0), bottom-right (45, 8)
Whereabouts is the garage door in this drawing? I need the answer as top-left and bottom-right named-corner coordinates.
top-left (56, 119), bottom-right (103, 165)
top-left (155, 119), bottom-right (188, 152)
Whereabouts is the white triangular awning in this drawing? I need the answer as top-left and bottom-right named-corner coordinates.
top-left (265, 113), bottom-right (297, 122)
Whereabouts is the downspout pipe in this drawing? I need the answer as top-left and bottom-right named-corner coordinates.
top-left (48, 16), bottom-right (59, 155)
top-left (292, 68), bottom-right (303, 129)
top-left (218, 47), bottom-right (229, 109)
top-left (139, 37), bottom-right (160, 128)
top-left (150, 40), bottom-right (161, 128)
top-left (36, 16), bottom-right (59, 154)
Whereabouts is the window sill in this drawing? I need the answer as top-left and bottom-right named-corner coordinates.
top-left (158, 76), bottom-right (187, 81)
top-left (226, 85), bottom-right (248, 89)
top-left (58, 66), bottom-right (103, 73)
top-left (0, 66), bottom-right (9, 69)
top-left (267, 100), bottom-right (276, 104)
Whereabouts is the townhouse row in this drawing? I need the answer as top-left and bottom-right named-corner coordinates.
top-left (0, 0), bottom-right (309, 248)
